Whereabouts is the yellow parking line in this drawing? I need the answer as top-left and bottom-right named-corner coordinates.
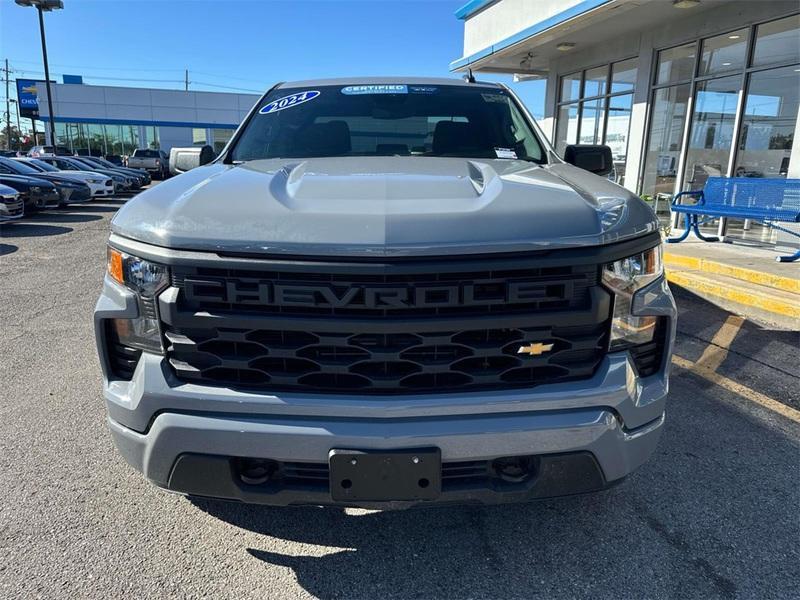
top-left (672, 355), bottom-right (800, 424)
top-left (695, 315), bottom-right (744, 372)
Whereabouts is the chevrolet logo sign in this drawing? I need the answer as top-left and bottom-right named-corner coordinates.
top-left (517, 342), bottom-right (554, 356)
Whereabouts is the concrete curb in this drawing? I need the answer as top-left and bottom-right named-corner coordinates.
top-left (664, 253), bottom-right (800, 294)
top-left (666, 270), bottom-right (800, 323)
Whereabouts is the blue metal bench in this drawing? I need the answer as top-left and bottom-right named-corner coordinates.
top-left (666, 177), bottom-right (800, 262)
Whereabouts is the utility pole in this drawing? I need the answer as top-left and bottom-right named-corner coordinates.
top-left (185, 69), bottom-right (189, 92)
top-left (4, 58), bottom-right (11, 150)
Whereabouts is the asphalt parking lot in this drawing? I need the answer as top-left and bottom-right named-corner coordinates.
top-left (1, 193), bottom-right (798, 600)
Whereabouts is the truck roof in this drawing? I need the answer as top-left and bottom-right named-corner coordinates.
top-left (276, 76), bottom-right (502, 89)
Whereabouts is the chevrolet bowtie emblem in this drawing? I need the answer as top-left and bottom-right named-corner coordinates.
top-left (517, 342), bottom-right (554, 356)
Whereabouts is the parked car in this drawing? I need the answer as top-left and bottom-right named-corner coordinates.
top-left (127, 149), bottom-right (169, 179)
top-left (0, 174), bottom-right (60, 212)
top-left (37, 156), bottom-right (133, 194)
top-left (95, 77), bottom-right (676, 508)
top-left (81, 156), bottom-right (151, 186)
top-left (14, 158), bottom-right (115, 199)
top-left (27, 145), bottom-right (73, 157)
top-left (70, 156), bottom-right (146, 189)
top-left (88, 156), bottom-right (151, 184)
top-left (0, 157), bottom-right (92, 206)
top-left (0, 183), bottom-right (24, 221)
top-left (104, 155), bottom-right (124, 166)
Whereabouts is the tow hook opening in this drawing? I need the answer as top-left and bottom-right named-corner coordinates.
top-left (235, 457), bottom-right (279, 485)
top-left (491, 455), bottom-right (538, 484)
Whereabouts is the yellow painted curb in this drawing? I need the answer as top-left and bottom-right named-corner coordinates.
top-left (664, 252), bottom-right (800, 294)
top-left (666, 270), bottom-right (800, 319)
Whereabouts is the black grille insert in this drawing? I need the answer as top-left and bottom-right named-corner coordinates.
top-left (165, 322), bottom-right (608, 394)
top-left (162, 257), bottom-right (613, 394)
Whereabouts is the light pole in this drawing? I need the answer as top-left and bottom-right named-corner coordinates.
top-left (15, 0), bottom-right (63, 149)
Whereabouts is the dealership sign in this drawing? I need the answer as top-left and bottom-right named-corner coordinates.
top-left (16, 79), bottom-right (44, 118)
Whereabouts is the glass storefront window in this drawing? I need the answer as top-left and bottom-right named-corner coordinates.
top-left (606, 93), bottom-right (633, 185)
top-left (192, 128), bottom-right (207, 146)
top-left (579, 99), bottom-right (603, 144)
top-left (611, 59), bottom-right (637, 94)
top-left (583, 66), bottom-right (607, 98)
top-left (560, 72), bottom-right (581, 103)
top-left (752, 14), bottom-right (800, 67)
top-left (641, 84), bottom-right (691, 198)
top-left (555, 58), bottom-right (637, 162)
top-left (683, 75), bottom-right (740, 189)
top-left (88, 123), bottom-right (106, 156)
top-left (735, 65), bottom-right (799, 178)
top-left (699, 28), bottom-right (748, 76)
top-left (555, 103), bottom-right (579, 154)
top-left (54, 122), bottom-right (69, 149)
top-left (212, 128), bottom-right (235, 153)
top-left (656, 43), bottom-right (696, 85)
top-left (641, 13), bottom-right (799, 200)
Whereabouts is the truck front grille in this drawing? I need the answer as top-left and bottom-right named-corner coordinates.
top-left (160, 254), bottom-right (612, 394)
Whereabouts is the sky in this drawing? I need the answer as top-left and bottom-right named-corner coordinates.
top-left (0, 0), bottom-right (545, 132)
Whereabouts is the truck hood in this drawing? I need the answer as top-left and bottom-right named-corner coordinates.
top-left (111, 157), bottom-right (658, 257)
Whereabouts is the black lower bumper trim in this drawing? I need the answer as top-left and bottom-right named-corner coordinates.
top-left (166, 451), bottom-right (610, 508)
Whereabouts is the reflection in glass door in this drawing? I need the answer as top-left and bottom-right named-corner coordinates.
top-left (682, 75), bottom-right (740, 189)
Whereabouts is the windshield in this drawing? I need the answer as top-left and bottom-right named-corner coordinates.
top-left (72, 158), bottom-right (98, 169)
top-left (0, 158), bottom-right (39, 175)
top-left (133, 149), bottom-right (159, 158)
top-left (27, 159), bottom-right (58, 172)
top-left (231, 84), bottom-right (545, 163)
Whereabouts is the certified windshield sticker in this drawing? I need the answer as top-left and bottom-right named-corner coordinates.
top-left (409, 85), bottom-right (438, 94)
top-left (341, 84), bottom-right (408, 95)
top-left (482, 93), bottom-right (507, 103)
top-left (260, 90), bottom-right (320, 115)
top-left (494, 147), bottom-right (518, 159)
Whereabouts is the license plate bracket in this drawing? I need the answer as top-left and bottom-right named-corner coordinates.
top-left (329, 448), bottom-right (441, 502)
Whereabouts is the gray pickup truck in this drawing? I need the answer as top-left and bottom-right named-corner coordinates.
top-left (95, 77), bottom-right (675, 508)
top-left (126, 149), bottom-right (169, 179)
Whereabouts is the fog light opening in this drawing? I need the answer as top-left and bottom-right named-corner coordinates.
top-left (491, 456), bottom-right (537, 483)
top-left (237, 458), bottom-right (278, 485)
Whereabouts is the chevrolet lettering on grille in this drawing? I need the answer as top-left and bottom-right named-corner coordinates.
top-left (182, 278), bottom-right (573, 309)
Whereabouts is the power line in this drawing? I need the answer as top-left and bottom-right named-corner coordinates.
top-left (7, 58), bottom-right (184, 73)
top-left (192, 81), bottom-right (263, 93)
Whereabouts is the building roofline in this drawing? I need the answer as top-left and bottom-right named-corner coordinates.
top-left (454, 0), bottom-right (498, 20)
top-left (38, 116), bottom-right (239, 129)
top-left (450, 0), bottom-right (613, 71)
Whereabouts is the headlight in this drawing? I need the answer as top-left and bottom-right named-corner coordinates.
top-left (88, 178), bottom-right (102, 183)
top-left (30, 186), bottom-right (41, 193)
top-left (107, 247), bottom-right (169, 297)
top-left (602, 245), bottom-right (663, 350)
top-left (107, 247), bottom-right (169, 353)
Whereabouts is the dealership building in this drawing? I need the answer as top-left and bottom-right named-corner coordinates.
top-left (27, 80), bottom-right (260, 155)
top-left (451, 0), bottom-right (800, 216)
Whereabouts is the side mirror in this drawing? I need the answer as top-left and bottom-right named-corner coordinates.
top-left (563, 144), bottom-right (614, 176)
top-left (168, 145), bottom-right (215, 175)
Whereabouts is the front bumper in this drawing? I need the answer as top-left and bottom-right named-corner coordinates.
top-left (0, 197), bottom-right (24, 220)
top-left (89, 181), bottom-right (114, 197)
top-left (59, 186), bottom-right (92, 205)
